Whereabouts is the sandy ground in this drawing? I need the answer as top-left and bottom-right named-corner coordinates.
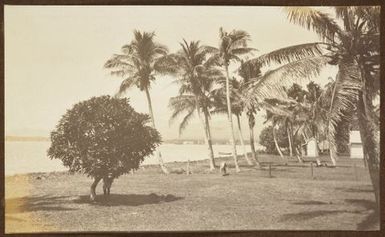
top-left (5, 155), bottom-right (379, 233)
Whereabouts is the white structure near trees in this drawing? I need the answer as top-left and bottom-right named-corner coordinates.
top-left (350, 130), bottom-right (364, 159)
top-left (305, 138), bottom-right (319, 157)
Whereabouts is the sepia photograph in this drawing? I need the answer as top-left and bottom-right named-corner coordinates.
top-left (3, 4), bottom-right (381, 233)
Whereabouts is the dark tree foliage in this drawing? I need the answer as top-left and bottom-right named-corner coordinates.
top-left (306, 81), bottom-right (322, 103)
top-left (287, 83), bottom-right (307, 102)
top-left (259, 125), bottom-right (289, 154)
top-left (47, 95), bottom-right (161, 179)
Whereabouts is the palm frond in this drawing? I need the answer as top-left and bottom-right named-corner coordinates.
top-left (285, 7), bottom-right (343, 42)
top-left (247, 43), bottom-right (325, 67)
top-left (153, 55), bottom-right (178, 75)
top-left (259, 99), bottom-right (294, 118)
top-left (247, 56), bottom-right (330, 103)
top-left (178, 108), bottom-right (196, 136)
top-left (205, 54), bottom-right (223, 67)
top-left (116, 76), bottom-right (138, 97)
top-left (153, 43), bottom-right (169, 56)
top-left (326, 60), bottom-right (362, 161)
top-left (231, 47), bottom-right (256, 55)
top-left (104, 54), bottom-right (134, 69)
top-left (168, 95), bottom-right (196, 123)
top-left (200, 45), bottom-right (219, 55)
top-left (168, 95), bottom-right (197, 136)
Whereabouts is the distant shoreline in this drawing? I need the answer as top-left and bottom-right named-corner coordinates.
top-left (5, 136), bottom-right (50, 142)
top-left (5, 136), bottom-right (258, 145)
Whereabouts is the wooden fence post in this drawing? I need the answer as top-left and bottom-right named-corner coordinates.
top-left (269, 163), bottom-right (272, 178)
top-left (310, 162), bottom-right (314, 179)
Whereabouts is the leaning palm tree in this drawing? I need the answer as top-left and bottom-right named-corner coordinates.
top-left (104, 30), bottom-right (176, 174)
top-left (209, 28), bottom-right (256, 172)
top-left (263, 101), bottom-right (293, 159)
top-left (169, 92), bottom-right (217, 170)
top-left (245, 7), bottom-right (380, 207)
top-left (263, 98), bottom-right (312, 162)
top-left (211, 78), bottom-right (253, 166)
top-left (237, 61), bottom-right (264, 165)
top-left (168, 40), bottom-right (221, 171)
top-left (231, 81), bottom-right (254, 166)
top-left (267, 113), bottom-right (285, 158)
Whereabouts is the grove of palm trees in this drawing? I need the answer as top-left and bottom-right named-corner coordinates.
top-left (104, 6), bottom-right (380, 208)
top-left (5, 6), bottom-right (381, 232)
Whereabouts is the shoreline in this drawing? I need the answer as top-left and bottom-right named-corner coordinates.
top-left (4, 154), bottom-right (238, 178)
top-left (5, 153), bottom-right (351, 178)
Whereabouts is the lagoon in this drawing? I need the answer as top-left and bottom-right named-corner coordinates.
top-left (5, 141), bottom-right (263, 176)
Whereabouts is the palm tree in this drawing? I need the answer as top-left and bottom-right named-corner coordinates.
top-left (104, 30), bottom-right (176, 174)
top-left (246, 7), bottom-right (380, 206)
top-left (209, 28), bottom-right (256, 172)
top-left (211, 78), bottom-right (253, 166)
top-left (238, 61), bottom-right (264, 166)
top-left (232, 89), bottom-right (254, 166)
top-left (168, 40), bottom-right (221, 171)
top-left (285, 82), bottom-right (328, 161)
top-left (264, 103), bottom-right (290, 159)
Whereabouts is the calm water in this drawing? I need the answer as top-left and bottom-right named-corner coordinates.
top-left (5, 141), bottom-right (263, 176)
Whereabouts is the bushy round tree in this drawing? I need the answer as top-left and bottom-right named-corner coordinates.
top-left (259, 125), bottom-right (288, 155)
top-left (47, 95), bottom-right (161, 201)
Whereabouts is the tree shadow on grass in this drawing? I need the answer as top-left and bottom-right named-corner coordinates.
top-left (279, 198), bottom-right (378, 230)
top-left (293, 200), bottom-right (330, 205)
top-left (6, 195), bottom-right (76, 214)
top-left (334, 186), bottom-right (374, 193)
top-left (73, 193), bottom-right (184, 207)
top-left (345, 199), bottom-right (379, 230)
top-left (356, 210), bottom-right (379, 230)
top-left (280, 210), bottom-right (347, 222)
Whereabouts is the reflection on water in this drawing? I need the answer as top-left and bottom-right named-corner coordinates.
top-left (5, 141), bottom-right (263, 175)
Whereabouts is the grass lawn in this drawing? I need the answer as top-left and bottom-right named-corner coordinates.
top-left (5, 155), bottom-right (379, 233)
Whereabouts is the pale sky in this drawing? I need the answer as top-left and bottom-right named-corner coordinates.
top-left (5, 6), bottom-right (337, 140)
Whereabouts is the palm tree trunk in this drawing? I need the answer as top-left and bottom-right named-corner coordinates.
top-left (236, 114), bottom-right (253, 165)
top-left (314, 131), bottom-right (320, 157)
top-left (195, 98), bottom-right (215, 170)
top-left (328, 140), bottom-right (338, 166)
top-left (287, 123), bottom-right (293, 157)
top-left (273, 125), bottom-right (284, 158)
top-left (295, 146), bottom-right (303, 163)
top-left (144, 87), bottom-right (169, 174)
top-left (248, 113), bottom-right (260, 167)
top-left (225, 65), bottom-right (240, 172)
top-left (357, 92), bottom-right (380, 209)
top-left (203, 109), bottom-right (216, 170)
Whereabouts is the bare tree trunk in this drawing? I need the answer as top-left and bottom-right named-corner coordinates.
top-left (145, 87), bottom-right (169, 174)
top-left (273, 124), bottom-right (284, 158)
top-left (236, 114), bottom-right (253, 165)
top-left (225, 65), bottom-right (240, 172)
top-left (357, 92), bottom-right (380, 209)
top-left (203, 109), bottom-right (216, 170)
top-left (90, 176), bottom-right (102, 201)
